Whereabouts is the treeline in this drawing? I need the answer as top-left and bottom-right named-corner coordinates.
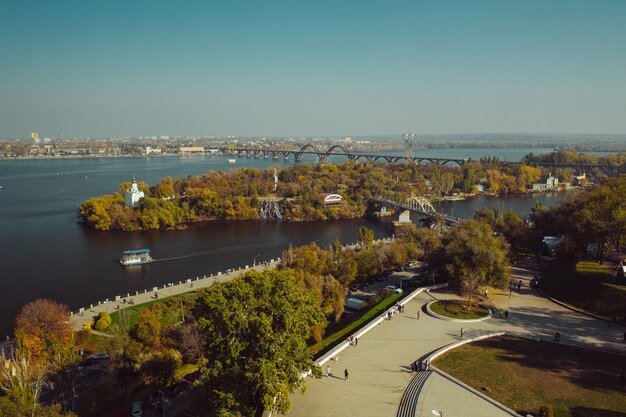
top-left (79, 157), bottom-right (596, 231)
top-left (522, 149), bottom-right (626, 167)
top-left (531, 175), bottom-right (626, 257)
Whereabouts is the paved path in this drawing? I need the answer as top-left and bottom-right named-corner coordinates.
top-left (284, 257), bottom-right (626, 417)
top-left (70, 261), bottom-right (279, 331)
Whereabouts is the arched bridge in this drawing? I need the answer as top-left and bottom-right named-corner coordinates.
top-left (372, 196), bottom-right (460, 226)
top-left (218, 144), bottom-right (469, 166)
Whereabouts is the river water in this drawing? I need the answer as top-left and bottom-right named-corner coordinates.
top-left (0, 149), bottom-right (568, 336)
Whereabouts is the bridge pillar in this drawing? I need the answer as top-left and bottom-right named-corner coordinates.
top-left (392, 210), bottom-right (412, 226)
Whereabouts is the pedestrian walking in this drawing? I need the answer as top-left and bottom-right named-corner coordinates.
top-left (555, 332), bottom-right (561, 342)
top-left (484, 288), bottom-right (488, 298)
top-left (505, 310), bottom-right (509, 318)
top-left (326, 365), bottom-right (331, 377)
top-left (509, 290), bottom-right (512, 298)
top-left (416, 310), bottom-right (420, 320)
top-left (344, 369), bottom-right (349, 381)
top-left (460, 327), bottom-right (464, 338)
top-left (354, 337), bottom-right (358, 346)
top-left (517, 280), bottom-right (522, 290)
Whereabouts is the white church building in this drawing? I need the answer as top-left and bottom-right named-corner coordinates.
top-left (125, 180), bottom-right (145, 208)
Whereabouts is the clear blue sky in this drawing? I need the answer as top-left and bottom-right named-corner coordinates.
top-left (1, 0), bottom-right (625, 138)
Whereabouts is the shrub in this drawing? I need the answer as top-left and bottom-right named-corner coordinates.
top-left (94, 312), bottom-right (112, 331)
top-left (94, 318), bottom-right (110, 331)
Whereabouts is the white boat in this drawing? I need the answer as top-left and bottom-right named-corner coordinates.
top-left (120, 249), bottom-right (153, 266)
top-left (228, 159), bottom-right (236, 163)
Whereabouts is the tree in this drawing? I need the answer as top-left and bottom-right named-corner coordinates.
top-left (358, 226), bottom-right (375, 250)
top-left (15, 299), bottom-right (77, 371)
top-left (192, 269), bottom-right (325, 416)
top-left (436, 220), bottom-right (510, 304)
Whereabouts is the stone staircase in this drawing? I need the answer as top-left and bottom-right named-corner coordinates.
top-left (396, 371), bottom-right (432, 417)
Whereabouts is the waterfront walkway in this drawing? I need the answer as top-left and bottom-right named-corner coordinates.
top-left (284, 257), bottom-right (626, 417)
top-left (70, 260), bottom-right (279, 331)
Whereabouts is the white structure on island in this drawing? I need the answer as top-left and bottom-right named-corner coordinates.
top-left (125, 179), bottom-right (145, 208)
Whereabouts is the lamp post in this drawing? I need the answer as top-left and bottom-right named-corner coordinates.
top-left (168, 283), bottom-right (173, 297)
top-left (158, 390), bottom-right (165, 417)
top-left (253, 255), bottom-right (260, 267)
top-left (179, 284), bottom-right (185, 323)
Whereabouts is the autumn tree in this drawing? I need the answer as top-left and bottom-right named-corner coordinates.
top-left (15, 299), bottom-right (77, 371)
top-left (358, 226), bottom-right (375, 250)
top-left (192, 269), bottom-right (325, 416)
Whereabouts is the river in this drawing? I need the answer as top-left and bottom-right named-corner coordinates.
top-left (0, 149), bottom-right (569, 336)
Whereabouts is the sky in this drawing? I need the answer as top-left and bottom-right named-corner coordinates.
top-left (1, 0), bottom-right (626, 138)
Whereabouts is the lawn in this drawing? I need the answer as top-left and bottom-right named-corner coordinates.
top-left (429, 299), bottom-right (489, 320)
top-left (107, 292), bottom-right (198, 328)
top-left (308, 292), bottom-right (405, 356)
top-left (435, 335), bottom-right (626, 417)
top-left (541, 260), bottom-right (626, 324)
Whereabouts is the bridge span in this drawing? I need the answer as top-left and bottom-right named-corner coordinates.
top-left (218, 145), bottom-right (468, 166)
top-left (371, 196), bottom-right (460, 227)
top-left (218, 144), bottom-right (626, 174)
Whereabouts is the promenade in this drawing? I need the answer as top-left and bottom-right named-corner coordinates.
top-left (70, 260), bottom-right (280, 331)
top-left (284, 257), bottom-right (626, 417)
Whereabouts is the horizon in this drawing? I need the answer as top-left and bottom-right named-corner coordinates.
top-left (1, 1), bottom-right (626, 137)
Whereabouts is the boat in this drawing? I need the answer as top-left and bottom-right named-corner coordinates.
top-left (120, 249), bottom-right (153, 266)
top-left (228, 159), bottom-right (236, 163)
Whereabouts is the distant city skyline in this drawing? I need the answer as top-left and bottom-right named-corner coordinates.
top-left (1, 1), bottom-right (626, 138)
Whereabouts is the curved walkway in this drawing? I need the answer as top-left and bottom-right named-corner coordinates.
top-left (284, 257), bottom-right (626, 417)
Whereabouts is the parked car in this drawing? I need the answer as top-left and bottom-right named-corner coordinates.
top-left (89, 352), bottom-right (109, 361)
top-left (131, 401), bottom-right (142, 417)
top-left (384, 285), bottom-right (403, 294)
top-left (166, 381), bottom-right (189, 397)
top-left (149, 391), bottom-right (161, 408)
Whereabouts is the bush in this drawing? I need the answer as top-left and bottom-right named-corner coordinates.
top-left (94, 311), bottom-right (112, 330)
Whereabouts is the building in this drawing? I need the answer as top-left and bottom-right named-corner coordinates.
top-left (125, 180), bottom-right (145, 208)
top-left (530, 173), bottom-right (559, 191)
top-left (145, 146), bottom-right (162, 155)
top-left (179, 146), bottom-right (204, 154)
top-left (320, 193), bottom-right (343, 206)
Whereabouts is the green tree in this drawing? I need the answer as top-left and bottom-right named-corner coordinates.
top-left (358, 226), bottom-right (375, 250)
top-left (435, 220), bottom-right (510, 305)
top-left (192, 269), bottom-right (325, 416)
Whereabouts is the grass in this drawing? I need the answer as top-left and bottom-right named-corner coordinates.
top-left (106, 292), bottom-right (199, 328)
top-left (308, 292), bottom-right (405, 356)
top-left (429, 299), bottom-right (490, 320)
top-left (542, 260), bottom-right (626, 324)
top-left (435, 335), bottom-right (626, 417)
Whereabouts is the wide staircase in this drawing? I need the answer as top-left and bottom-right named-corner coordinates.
top-left (396, 370), bottom-right (432, 417)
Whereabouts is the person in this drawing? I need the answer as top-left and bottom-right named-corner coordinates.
top-left (354, 337), bottom-right (358, 346)
top-left (505, 310), bottom-right (509, 318)
top-left (484, 288), bottom-right (488, 298)
top-left (326, 365), bottom-right (331, 377)
top-left (416, 310), bottom-right (420, 320)
top-left (509, 289), bottom-right (512, 298)
top-left (154, 292), bottom-right (158, 299)
top-left (517, 280), bottom-right (522, 290)
top-left (348, 335), bottom-right (354, 345)
top-left (555, 332), bottom-right (561, 342)
top-left (344, 369), bottom-right (349, 381)
top-left (460, 328), bottom-right (464, 338)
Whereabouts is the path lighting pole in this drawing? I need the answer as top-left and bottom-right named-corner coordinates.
top-left (168, 283), bottom-right (173, 297)
top-left (253, 255), bottom-right (260, 267)
top-left (179, 284), bottom-right (185, 323)
top-left (432, 410), bottom-right (443, 417)
top-left (159, 390), bottom-right (165, 417)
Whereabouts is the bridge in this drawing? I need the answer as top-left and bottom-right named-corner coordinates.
top-left (218, 144), bottom-right (626, 174)
top-left (371, 196), bottom-right (460, 227)
top-left (218, 145), bottom-right (468, 166)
